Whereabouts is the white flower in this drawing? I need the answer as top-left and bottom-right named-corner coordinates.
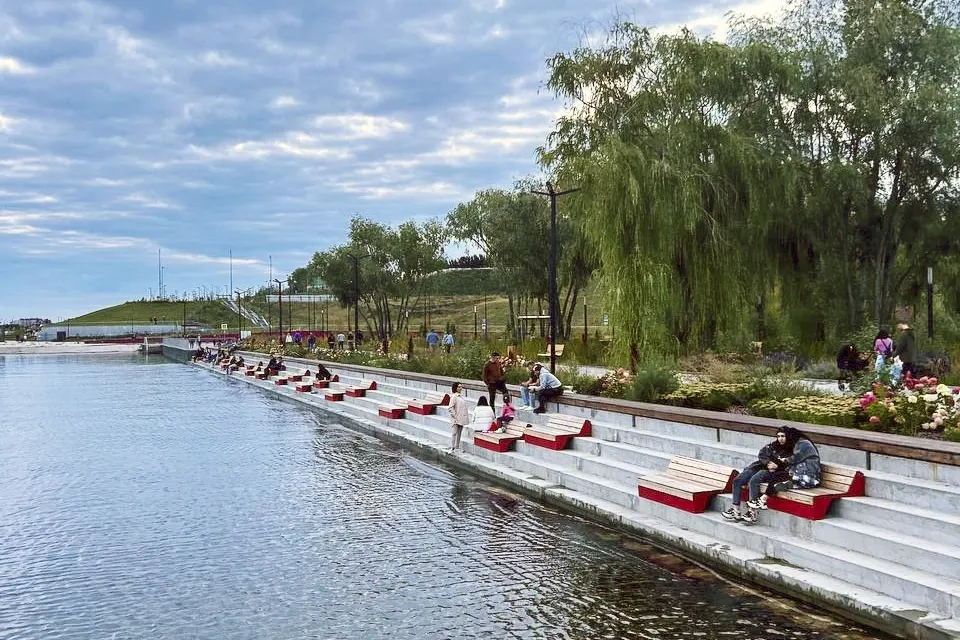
top-left (922, 393), bottom-right (939, 403)
top-left (908, 395), bottom-right (919, 404)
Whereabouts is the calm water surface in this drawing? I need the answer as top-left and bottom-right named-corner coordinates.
top-left (0, 355), bottom-right (885, 639)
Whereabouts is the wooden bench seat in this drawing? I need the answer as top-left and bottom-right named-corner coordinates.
top-left (378, 404), bottom-right (405, 419)
top-left (638, 456), bottom-right (738, 513)
top-left (407, 392), bottom-right (450, 416)
top-left (748, 464), bottom-right (865, 520)
top-left (522, 415), bottom-right (591, 450)
top-left (344, 379), bottom-right (377, 397)
top-left (536, 344), bottom-right (564, 359)
top-left (474, 423), bottom-right (526, 453)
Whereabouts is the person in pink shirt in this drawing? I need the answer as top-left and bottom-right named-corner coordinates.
top-left (494, 394), bottom-right (517, 432)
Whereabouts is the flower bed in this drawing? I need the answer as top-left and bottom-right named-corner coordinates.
top-left (750, 396), bottom-right (861, 429)
top-left (859, 375), bottom-right (960, 437)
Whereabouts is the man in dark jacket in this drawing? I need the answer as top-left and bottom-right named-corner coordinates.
top-left (721, 428), bottom-right (791, 523)
top-left (481, 352), bottom-right (507, 412)
top-left (896, 323), bottom-right (917, 377)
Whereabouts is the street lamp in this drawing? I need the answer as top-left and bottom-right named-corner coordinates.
top-left (474, 304), bottom-right (478, 340)
top-left (273, 279), bottom-right (287, 344)
top-left (533, 181), bottom-right (580, 373)
top-left (927, 267), bottom-right (934, 339)
top-left (346, 252), bottom-right (371, 346)
top-left (235, 289), bottom-right (244, 339)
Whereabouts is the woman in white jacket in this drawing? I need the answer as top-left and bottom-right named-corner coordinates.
top-left (471, 395), bottom-right (496, 432)
top-left (449, 382), bottom-right (470, 452)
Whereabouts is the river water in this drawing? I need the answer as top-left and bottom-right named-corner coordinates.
top-left (0, 355), bottom-right (885, 639)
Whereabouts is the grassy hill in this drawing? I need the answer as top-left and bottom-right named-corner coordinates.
top-left (66, 294), bottom-right (611, 342)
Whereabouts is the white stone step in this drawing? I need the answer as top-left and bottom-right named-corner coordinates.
top-left (833, 495), bottom-right (960, 546)
top-left (813, 517), bottom-right (960, 581)
top-left (861, 469), bottom-right (960, 512)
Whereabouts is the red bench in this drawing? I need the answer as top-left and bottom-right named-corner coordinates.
top-left (407, 392), bottom-right (450, 416)
top-left (474, 424), bottom-right (525, 452)
top-left (638, 457), bottom-right (738, 513)
top-left (344, 380), bottom-right (377, 397)
top-left (522, 415), bottom-right (591, 450)
top-left (378, 404), bottom-right (405, 419)
top-left (324, 389), bottom-right (345, 401)
top-left (747, 464), bottom-right (865, 520)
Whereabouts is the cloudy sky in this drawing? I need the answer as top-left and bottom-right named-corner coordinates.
top-left (0, 0), bottom-right (781, 321)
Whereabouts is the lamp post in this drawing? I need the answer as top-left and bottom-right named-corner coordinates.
top-left (273, 279), bottom-right (286, 344)
top-left (927, 267), bottom-right (934, 339)
top-left (474, 305), bottom-right (478, 340)
top-left (235, 289), bottom-right (243, 339)
top-left (532, 181), bottom-right (580, 373)
top-left (583, 297), bottom-right (588, 343)
top-left (346, 253), bottom-right (371, 346)
top-left (483, 294), bottom-right (488, 341)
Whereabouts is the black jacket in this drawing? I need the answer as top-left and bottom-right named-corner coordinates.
top-left (745, 440), bottom-right (790, 473)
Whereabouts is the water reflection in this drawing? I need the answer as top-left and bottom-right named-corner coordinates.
top-left (0, 356), bottom-right (887, 639)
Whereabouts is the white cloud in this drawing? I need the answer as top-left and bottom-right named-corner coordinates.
top-left (0, 56), bottom-right (35, 74)
top-left (271, 95), bottom-right (300, 108)
top-left (312, 114), bottom-right (410, 139)
top-left (121, 193), bottom-right (179, 209)
top-left (0, 112), bottom-right (18, 131)
top-left (0, 190), bottom-right (58, 203)
top-left (188, 134), bottom-right (354, 162)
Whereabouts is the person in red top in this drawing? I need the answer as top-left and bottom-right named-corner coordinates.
top-left (481, 352), bottom-right (507, 413)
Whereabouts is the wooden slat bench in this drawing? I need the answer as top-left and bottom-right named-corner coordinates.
top-left (536, 344), bottom-right (565, 359)
top-left (522, 415), bottom-right (591, 450)
top-left (747, 464), bottom-right (866, 520)
top-left (474, 423), bottom-right (526, 453)
top-left (407, 392), bottom-right (450, 416)
top-left (378, 404), bottom-right (405, 419)
top-left (344, 380), bottom-right (377, 397)
top-left (638, 457), bottom-right (738, 513)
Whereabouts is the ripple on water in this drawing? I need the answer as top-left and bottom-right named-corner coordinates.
top-left (0, 355), bottom-right (888, 639)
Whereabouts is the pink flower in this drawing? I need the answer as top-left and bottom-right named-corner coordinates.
top-left (869, 416), bottom-right (881, 424)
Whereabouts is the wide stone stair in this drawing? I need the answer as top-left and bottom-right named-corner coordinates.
top-left (209, 357), bottom-right (960, 638)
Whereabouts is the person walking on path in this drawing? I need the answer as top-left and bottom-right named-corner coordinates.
top-left (721, 428), bottom-right (791, 523)
top-left (448, 382), bottom-right (470, 453)
top-left (442, 331), bottom-right (454, 354)
top-left (426, 329), bottom-right (439, 350)
top-left (481, 352), bottom-right (508, 413)
top-left (530, 363), bottom-right (563, 414)
top-left (895, 323), bottom-right (917, 378)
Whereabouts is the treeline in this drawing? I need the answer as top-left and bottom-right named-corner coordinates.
top-left (284, 0), bottom-right (960, 358)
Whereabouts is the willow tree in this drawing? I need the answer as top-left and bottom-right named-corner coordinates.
top-left (540, 24), bottom-right (798, 354)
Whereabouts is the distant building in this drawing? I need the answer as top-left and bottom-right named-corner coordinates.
top-left (18, 318), bottom-right (48, 329)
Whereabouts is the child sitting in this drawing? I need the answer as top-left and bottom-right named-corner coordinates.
top-left (493, 394), bottom-right (517, 432)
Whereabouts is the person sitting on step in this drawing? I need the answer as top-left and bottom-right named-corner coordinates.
top-left (530, 363), bottom-right (563, 414)
top-left (748, 426), bottom-right (822, 512)
top-left (316, 362), bottom-right (333, 380)
top-left (722, 428), bottom-right (791, 523)
top-left (471, 395), bottom-right (496, 433)
top-left (494, 394), bottom-right (516, 432)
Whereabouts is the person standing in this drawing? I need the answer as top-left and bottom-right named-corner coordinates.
top-left (442, 330), bottom-right (454, 354)
top-left (426, 329), bottom-right (439, 351)
top-left (481, 352), bottom-right (507, 413)
top-left (530, 363), bottom-right (563, 414)
top-left (337, 331), bottom-right (346, 350)
top-left (448, 382), bottom-right (470, 453)
top-left (327, 332), bottom-right (336, 350)
top-left (895, 323), bottom-right (917, 378)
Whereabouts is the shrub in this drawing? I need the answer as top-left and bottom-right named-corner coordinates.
top-left (566, 372), bottom-right (605, 396)
top-left (802, 359), bottom-right (841, 380)
top-left (661, 382), bottom-right (753, 411)
top-left (749, 396), bottom-right (861, 429)
top-left (625, 364), bottom-right (680, 403)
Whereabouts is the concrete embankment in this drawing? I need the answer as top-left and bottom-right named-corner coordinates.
top-left (199, 354), bottom-right (960, 640)
top-left (0, 342), bottom-right (141, 355)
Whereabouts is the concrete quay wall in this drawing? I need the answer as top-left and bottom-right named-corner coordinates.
top-left (208, 355), bottom-right (960, 640)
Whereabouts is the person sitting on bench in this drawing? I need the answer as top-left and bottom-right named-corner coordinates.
top-left (836, 343), bottom-right (867, 390)
top-left (316, 362), bottom-right (333, 380)
top-left (530, 363), bottom-right (563, 414)
top-left (266, 355), bottom-right (279, 372)
top-left (722, 428), bottom-right (791, 523)
top-left (494, 394), bottom-right (516, 432)
top-left (748, 426), bottom-right (822, 511)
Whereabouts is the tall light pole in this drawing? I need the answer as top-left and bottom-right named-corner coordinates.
top-left (533, 181), bottom-right (580, 374)
top-left (235, 289), bottom-right (243, 339)
top-left (474, 304), bottom-right (478, 340)
top-left (346, 253), bottom-right (371, 346)
top-left (273, 279), bottom-right (286, 344)
top-left (927, 267), bottom-right (934, 339)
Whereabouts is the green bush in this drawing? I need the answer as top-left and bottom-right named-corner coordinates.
top-left (749, 396), bottom-right (860, 429)
top-left (624, 365), bottom-right (679, 403)
top-left (802, 359), bottom-right (841, 380)
top-left (566, 372), bottom-right (606, 396)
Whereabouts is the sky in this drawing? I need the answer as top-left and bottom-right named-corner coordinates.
top-left (0, 0), bottom-right (784, 322)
